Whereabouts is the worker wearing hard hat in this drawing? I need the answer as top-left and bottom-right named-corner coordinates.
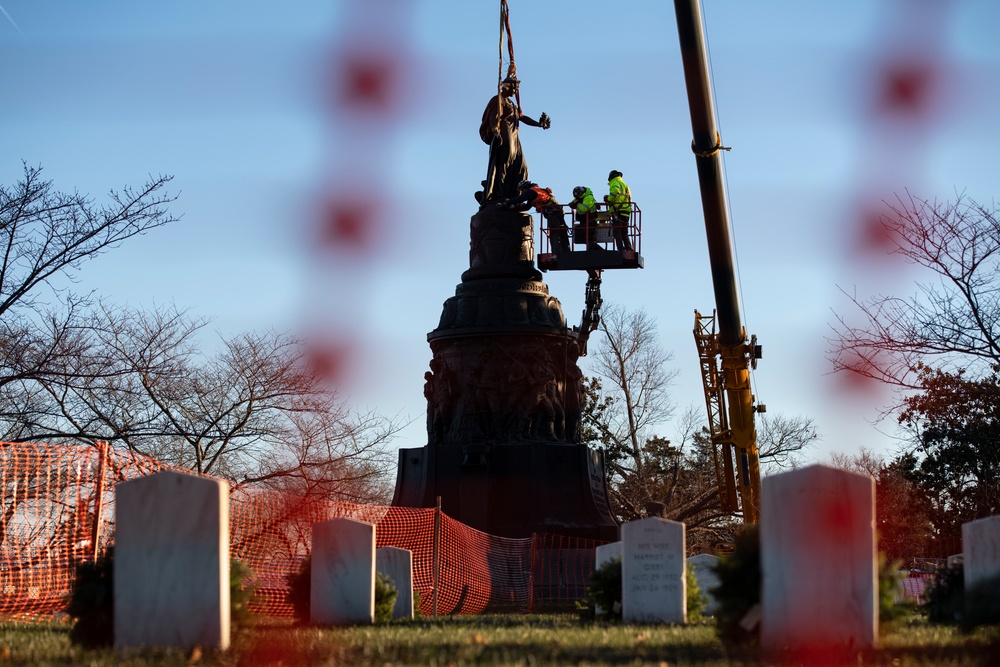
top-left (569, 186), bottom-right (601, 251)
top-left (569, 186), bottom-right (598, 223)
top-left (604, 170), bottom-right (633, 252)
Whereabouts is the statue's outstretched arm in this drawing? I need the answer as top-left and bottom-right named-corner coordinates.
top-left (520, 112), bottom-right (551, 129)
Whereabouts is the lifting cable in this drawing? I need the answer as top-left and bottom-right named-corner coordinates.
top-left (495, 0), bottom-right (521, 133)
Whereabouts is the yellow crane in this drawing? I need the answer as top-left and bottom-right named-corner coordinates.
top-left (674, 0), bottom-right (764, 524)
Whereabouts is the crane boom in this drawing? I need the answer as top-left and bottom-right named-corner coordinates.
top-left (673, 0), bottom-right (763, 524)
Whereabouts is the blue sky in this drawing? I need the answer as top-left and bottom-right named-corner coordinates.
top-left (3, 1), bottom-right (1000, 466)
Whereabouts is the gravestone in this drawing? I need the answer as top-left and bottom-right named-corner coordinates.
top-left (760, 464), bottom-right (876, 652)
top-left (311, 518), bottom-right (375, 626)
top-left (686, 553), bottom-right (720, 615)
top-left (621, 517), bottom-right (686, 623)
top-left (595, 541), bottom-right (622, 569)
top-left (376, 546), bottom-right (414, 620)
top-left (114, 470), bottom-right (230, 649)
top-left (594, 541), bottom-right (622, 616)
top-left (962, 515), bottom-right (1000, 619)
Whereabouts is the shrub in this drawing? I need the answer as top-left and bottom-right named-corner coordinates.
top-left (66, 548), bottom-right (115, 648)
top-left (711, 527), bottom-right (761, 645)
top-left (374, 572), bottom-right (399, 623)
top-left (878, 554), bottom-right (910, 628)
top-left (686, 563), bottom-right (708, 621)
top-left (230, 558), bottom-right (259, 627)
top-left (923, 562), bottom-right (964, 624)
top-left (586, 556), bottom-right (622, 621)
top-left (286, 554), bottom-right (312, 625)
top-left (67, 549), bottom-right (255, 646)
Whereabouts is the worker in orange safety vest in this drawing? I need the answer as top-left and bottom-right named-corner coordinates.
top-left (498, 180), bottom-right (570, 253)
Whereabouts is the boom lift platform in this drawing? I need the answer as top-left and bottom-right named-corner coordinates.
top-left (531, 203), bottom-right (645, 355)
top-left (536, 203), bottom-right (644, 272)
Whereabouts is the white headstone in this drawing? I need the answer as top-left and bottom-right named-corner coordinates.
top-left (376, 546), bottom-right (413, 620)
top-left (114, 470), bottom-right (230, 649)
top-left (311, 518), bottom-right (375, 626)
top-left (593, 541), bottom-right (623, 616)
top-left (962, 515), bottom-right (1000, 614)
top-left (595, 541), bottom-right (622, 569)
top-left (686, 553), bottom-right (721, 615)
top-left (761, 464), bottom-right (876, 651)
top-left (621, 517), bottom-right (686, 623)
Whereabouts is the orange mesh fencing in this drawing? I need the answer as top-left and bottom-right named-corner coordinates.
top-left (227, 488), bottom-right (538, 616)
top-left (529, 533), bottom-right (605, 613)
top-left (0, 442), bottom-right (181, 620)
top-left (1, 441), bottom-right (975, 621)
top-left (0, 442), bottom-right (602, 620)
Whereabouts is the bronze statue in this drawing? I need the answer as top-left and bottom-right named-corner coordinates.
top-left (477, 75), bottom-right (550, 205)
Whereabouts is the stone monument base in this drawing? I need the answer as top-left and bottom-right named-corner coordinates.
top-left (393, 442), bottom-right (619, 541)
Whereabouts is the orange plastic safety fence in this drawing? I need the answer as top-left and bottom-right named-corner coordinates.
top-left (0, 442), bottom-right (605, 620)
top-left (0, 442), bottom-right (101, 620)
top-left (0, 442), bottom-right (185, 620)
top-left (530, 533), bottom-right (606, 613)
top-left (228, 486), bottom-right (539, 616)
top-left (2, 441), bottom-right (975, 621)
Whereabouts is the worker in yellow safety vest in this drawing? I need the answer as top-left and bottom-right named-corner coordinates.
top-left (499, 180), bottom-right (570, 253)
top-left (604, 170), bottom-right (633, 251)
top-left (569, 186), bottom-right (601, 251)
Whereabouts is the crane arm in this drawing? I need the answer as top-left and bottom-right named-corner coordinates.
top-left (674, 0), bottom-right (762, 523)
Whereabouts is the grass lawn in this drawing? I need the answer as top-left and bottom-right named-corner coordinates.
top-left (1, 613), bottom-right (999, 666)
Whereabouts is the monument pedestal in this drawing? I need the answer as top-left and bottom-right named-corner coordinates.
top-left (393, 441), bottom-right (618, 541)
top-left (392, 205), bottom-right (619, 542)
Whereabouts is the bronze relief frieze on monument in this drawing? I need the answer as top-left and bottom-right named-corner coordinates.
top-left (392, 203), bottom-right (618, 541)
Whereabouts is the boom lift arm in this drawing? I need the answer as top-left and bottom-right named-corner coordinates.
top-left (674, 0), bottom-right (763, 524)
top-left (575, 272), bottom-right (603, 357)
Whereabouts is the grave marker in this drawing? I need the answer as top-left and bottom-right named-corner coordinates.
top-left (376, 546), bottom-right (414, 619)
top-left (311, 517), bottom-right (375, 626)
top-left (595, 541), bottom-right (622, 569)
top-left (593, 541), bottom-right (622, 616)
top-left (962, 515), bottom-right (1000, 620)
top-left (114, 470), bottom-right (230, 649)
top-left (686, 553), bottom-right (720, 615)
top-left (621, 517), bottom-right (685, 623)
top-left (761, 464), bottom-right (876, 652)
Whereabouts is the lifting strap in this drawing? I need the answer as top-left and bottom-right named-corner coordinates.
top-left (495, 0), bottom-right (521, 134)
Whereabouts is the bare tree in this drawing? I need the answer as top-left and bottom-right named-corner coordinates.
top-left (831, 191), bottom-right (1000, 389)
top-left (0, 163), bottom-right (177, 317)
top-left (0, 163), bottom-right (177, 400)
top-left (829, 448), bottom-right (935, 561)
top-left (8, 303), bottom-right (400, 504)
top-left (584, 303), bottom-right (819, 548)
top-left (586, 303), bottom-right (678, 454)
top-left (830, 191), bottom-right (1000, 540)
top-left (0, 166), bottom-right (399, 504)
top-left (757, 413), bottom-right (818, 473)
